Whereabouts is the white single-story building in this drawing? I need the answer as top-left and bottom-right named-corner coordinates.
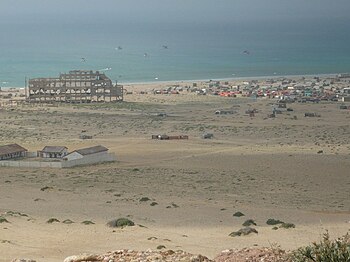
top-left (38, 146), bottom-right (68, 159)
top-left (64, 145), bottom-right (109, 161)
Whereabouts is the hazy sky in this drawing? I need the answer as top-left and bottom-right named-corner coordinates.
top-left (1, 0), bottom-right (350, 25)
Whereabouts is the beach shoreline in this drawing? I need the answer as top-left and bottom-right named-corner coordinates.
top-left (0, 72), bottom-right (347, 90)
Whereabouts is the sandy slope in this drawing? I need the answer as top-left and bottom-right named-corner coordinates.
top-left (0, 85), bottom-right (350, 261)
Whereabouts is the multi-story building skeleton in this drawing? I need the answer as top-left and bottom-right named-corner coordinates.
top-left (27, 70), bottom-right (123, 103)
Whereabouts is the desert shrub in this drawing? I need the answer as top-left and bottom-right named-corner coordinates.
top-left (242, 219), bottom-right (257, 226)
top-left (291, 232), bottom-right (350, 262)
top-left (280, 222), bottom-right (295, 229)
top-left (107, 218), bottom-right (135, 228)
top-left (62, 219), bottom-right (74, 224)
top-left (0, 217), bottom-right (9, 223)
top-left (139, 197), bottom-right (151, 202)
top-left (233, 211), bottom-right (245, 217)
top-left (46, 218), bottom-right (60, 223)
top-left (40, 186), bottom-right (53, 191)
top-left (266, 218), bottom-right (284, 225)
top-left (229, 227), bottom-right (258, 237)
top-left (81, 220), bottom-right (95, 225)
top-left (6, 211), bottom-right (28, 217)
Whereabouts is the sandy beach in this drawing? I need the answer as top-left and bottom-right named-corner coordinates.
top-left (0, 78), bottom-right (350, 261)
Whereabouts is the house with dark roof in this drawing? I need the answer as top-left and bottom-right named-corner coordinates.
top-left (64, 145), bottom-right (109, 161)
top-left (38, 146), bottom-right (68, 159)
top-left (0, 144), bottom-right (28, 160)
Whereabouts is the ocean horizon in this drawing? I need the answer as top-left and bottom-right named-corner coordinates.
top-left (1, 19), bottom-right (350, 88)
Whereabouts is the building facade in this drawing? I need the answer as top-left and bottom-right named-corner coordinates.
top-left (37, 146), bottom-right (68, 159)
top-left (0, 144), bottom-right (28, 160)
top-left (64, 145), bottom-right (109, 161)
top-left (27, 70), bottom-right (123, 103)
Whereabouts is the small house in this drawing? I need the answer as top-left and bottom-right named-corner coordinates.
top-left (0, 144), bottom-right (28, 160)
top-left (64, 145), bottom-right (109, 161)
top-left (38, 146), bottom-right (68, 159)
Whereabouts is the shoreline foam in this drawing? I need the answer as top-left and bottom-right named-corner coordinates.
top-left (0, 72), bottom-right (344, 90)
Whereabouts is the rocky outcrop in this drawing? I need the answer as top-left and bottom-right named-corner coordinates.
top-left (214, 248), bottom-right (291, 262)
top-left (14, 248), bottom-right (292, 262)
top-left (64, 250), bottom-right (212, 262)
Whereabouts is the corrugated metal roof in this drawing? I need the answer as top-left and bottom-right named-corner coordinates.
top-left (75, 145), bottom-right (108, 156)
top-left (0, 144), bottom-right (28, 156)
top-left (41, 146), bottom-right (67, 153)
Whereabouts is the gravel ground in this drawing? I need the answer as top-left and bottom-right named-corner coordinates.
top-left (57, 248), bottom-right (290, 262)
top-left (13, 248), bottom-right (292, 262)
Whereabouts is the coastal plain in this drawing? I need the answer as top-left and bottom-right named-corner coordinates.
top-left (0, 80), bottom-right (350, 261)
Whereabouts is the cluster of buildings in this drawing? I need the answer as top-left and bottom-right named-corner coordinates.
top-left (0, 144), bottom-right (28, 161)
top-left (191, 75), bottom-right (350, 102)
top-left (0, 144), bottom-right (114, 168)
top-left (129, 74), bottom-right (350, 103)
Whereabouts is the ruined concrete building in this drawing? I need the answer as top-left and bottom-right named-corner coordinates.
top-left (27, 70), bottom-right (123, 103)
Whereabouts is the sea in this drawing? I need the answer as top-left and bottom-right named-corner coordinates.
top-left (1, 19), bottom-right (350, 88)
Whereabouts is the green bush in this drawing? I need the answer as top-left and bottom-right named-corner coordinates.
top-left (0, 217), bottom-right (9, 223)
top-left (81, 220), bottom-right (95, 225)
top-left (46, 218), bottom-right (60, 223)
top-left (233, 211), bottom-right (245, 217)
top-left (242, 219), bottom-right (257, 226)
top-left (291, 232), bottom-right (350, 262)
top-left (107, 218), bottom-right (135, 228)
top-left (280, 222), bottom-right (295, 229)
top-left (139, 197), bottom-right (151, 202)
top-left (266, 218), bottom-right (284, 225)
top-left (62, 219), bottom-right (74, 224)
top-left (6, 211), bottom-right (28, 217)
top-left (157, 245), bottom-right (166, 250)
